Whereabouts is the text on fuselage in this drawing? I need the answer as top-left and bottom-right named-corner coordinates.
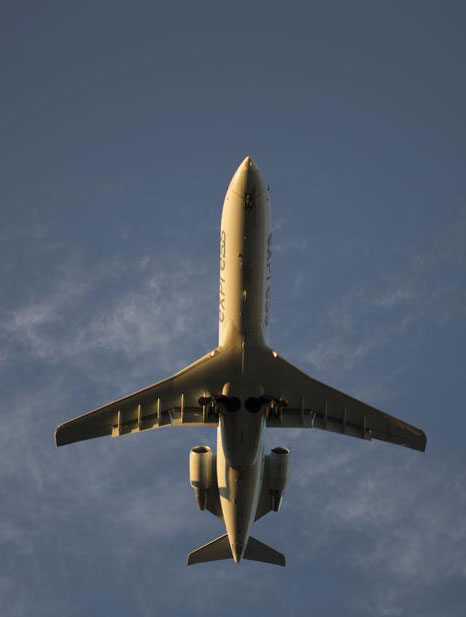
top-left (219, 230), bottom-right (226, 322)
top-left (265, 233), bottom-right (272, 326)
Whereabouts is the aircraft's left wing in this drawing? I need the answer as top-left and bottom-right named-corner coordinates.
top-left (55, 348), bottom-right (228, 447)
top-left (256, 351), bottom-right (426, 453)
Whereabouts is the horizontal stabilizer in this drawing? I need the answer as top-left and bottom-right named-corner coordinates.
top-left (187, 534), bottom-right (286, 566)
top-left (187, 534), bottom-right (231, 565)
top-left (244, 536), bottom-right (286, 566)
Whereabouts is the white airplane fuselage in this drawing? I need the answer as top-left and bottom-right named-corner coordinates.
top-left (215, 157), bottom-right (272, 563)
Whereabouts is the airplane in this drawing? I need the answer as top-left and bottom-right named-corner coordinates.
top-left (55, 156), bottom-right (427, 567)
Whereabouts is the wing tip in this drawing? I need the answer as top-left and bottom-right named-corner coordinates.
top-left (54, 426), bottom-right (62, 447)
top-left (412, 428), bottom-right (427, 453)
top-left (55, 425), bottom-right (73, 447)
top-left (420, 431), bottom-right (427, 453)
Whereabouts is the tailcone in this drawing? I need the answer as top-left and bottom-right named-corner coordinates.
top-left (231, 543), bottom-right (244, 564)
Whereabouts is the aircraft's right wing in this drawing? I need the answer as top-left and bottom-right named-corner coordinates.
top-left (257, 351), bottom-right (426, 452)
top-left (55, 348), bottom-right (229, 447)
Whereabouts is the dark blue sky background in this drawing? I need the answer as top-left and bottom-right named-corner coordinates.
top-left (1, 2), bottom-right (465, 616)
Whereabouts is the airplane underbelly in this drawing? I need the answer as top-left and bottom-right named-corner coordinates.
top-left (219, 163), bottom-right (270, 347)
top-left (217, 424), bottom-right (264, 560)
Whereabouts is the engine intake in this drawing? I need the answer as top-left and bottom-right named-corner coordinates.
top-left (268, 446), bottom-right (290, 511)
top-left (189, 445), bottom-right (214, 510)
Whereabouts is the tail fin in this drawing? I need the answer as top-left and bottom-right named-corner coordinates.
top-left (187, 534), bottom-right (286, 567)
top-left (187, 534), bottom-right (231, 565)
top-left (244, 536), bottom-right (286, 566)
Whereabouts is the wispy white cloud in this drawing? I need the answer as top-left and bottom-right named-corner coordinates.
top-left (0, 254), bottom-right (215, 374)
top-left (354, 589), bottom-right (403, 617)
top-left (300, 215), bottom-right (466, 383)
top-left (289, 435), bottom-right (466, 615)
top-left (278, 205), bottom-right (465, 392)
top-left (0, 518), bottom-right (35, 556)
top-left (0, 249), bottom-right (219, 613)
top-left (272, 218), bottom-right (308, 255)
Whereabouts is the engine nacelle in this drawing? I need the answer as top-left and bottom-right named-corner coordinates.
top-left (189, 445), bottom-right (213, 510)
top-left (268, 446), bottom-right (290, 512)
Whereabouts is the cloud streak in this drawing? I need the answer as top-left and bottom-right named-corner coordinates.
top-left (293, 207), bottom-right (466, 402)
top-left (289, 434), bottom-right (466, 616)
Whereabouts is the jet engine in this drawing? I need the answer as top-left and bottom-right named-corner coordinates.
top-left (189, 445), bottom-right (214, 510)
top-left (268, 447), bottom-right (290, 512)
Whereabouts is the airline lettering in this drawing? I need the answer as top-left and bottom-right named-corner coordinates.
top-left (266, 233), bottom-right (272, 279)
top-left (265, 233), bottom-right (272, 325)
top-left (219, 230), bottom-right (226, 322)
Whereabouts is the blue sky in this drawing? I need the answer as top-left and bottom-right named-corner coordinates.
top-left (1, 2), bottom-right (465, 616)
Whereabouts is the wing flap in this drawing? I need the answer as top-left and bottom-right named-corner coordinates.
top-left (258, 351), bottom-right (426, 452)
top-left (56, 348), bottom-right (227, 447)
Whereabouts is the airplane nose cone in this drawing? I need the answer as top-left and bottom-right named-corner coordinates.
top-left (240, 155), bottom-right (257, 170)
top-left (228, 155), bottom-right (265, 197)
top-left (238, 155), bottom-right (259, 177)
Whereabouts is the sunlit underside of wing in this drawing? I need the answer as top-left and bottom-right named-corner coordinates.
top-left (258, 351), bottom-right (426, 452)
top-left (55, 348), bottom-right (229, 447)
